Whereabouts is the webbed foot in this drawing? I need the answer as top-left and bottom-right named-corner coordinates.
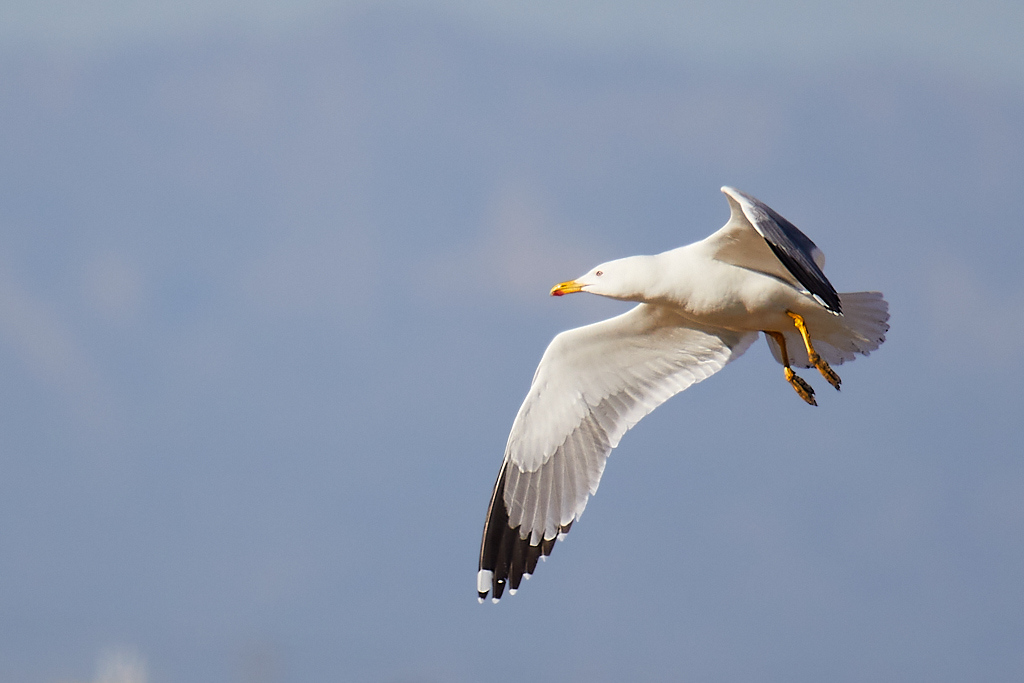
top-left (785, 367), bottom-right (817, 406)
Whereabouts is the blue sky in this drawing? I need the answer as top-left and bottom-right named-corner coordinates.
top-left (1, 2), bottom-right (1022, 681)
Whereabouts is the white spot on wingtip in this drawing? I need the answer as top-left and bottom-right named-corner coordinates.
top-left (523, 573), bottom-right (531, 580)
top-left (509, 588), bottom-right (517, 595)
top-left (477, 569), bottom-right (493, 594)
top-left (478, 597), bottom-right (484, 604)
top-left (491, 597), bottom-right (499, 604)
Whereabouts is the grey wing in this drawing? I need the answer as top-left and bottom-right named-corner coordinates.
top-left (478, 304), bottom-right (758, 602)
top-left (716, 187), bottom-right (842, 315)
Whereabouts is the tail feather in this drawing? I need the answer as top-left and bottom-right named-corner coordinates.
top-left (822, 291), bottom-right (889, 363)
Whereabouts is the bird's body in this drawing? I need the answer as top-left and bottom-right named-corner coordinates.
top-left (613, 244), bottom-right (819, 329)
top-left (644, 242), bottom-right (878, 360)
top-left (478, 187), bottom-right (889, 602)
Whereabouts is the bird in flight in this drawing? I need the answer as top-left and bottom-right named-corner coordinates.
top-left (477, 187), bottom-right (889, 602)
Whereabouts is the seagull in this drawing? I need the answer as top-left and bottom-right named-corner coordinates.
top-left (477, 187), bottom-right (889, 602)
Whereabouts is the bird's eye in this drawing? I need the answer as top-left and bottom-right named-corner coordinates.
top-left (595, 270), bottom-right (603, 277)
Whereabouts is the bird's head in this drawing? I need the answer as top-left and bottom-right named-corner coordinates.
top-left (550, 255), bottom-right (654, 302)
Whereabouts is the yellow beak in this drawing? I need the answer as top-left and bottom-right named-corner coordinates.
top-left (550, 280), bottom-right (584, 296)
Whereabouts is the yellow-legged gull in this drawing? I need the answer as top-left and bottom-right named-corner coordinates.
top-left (478, 187), bottom-right (889, 602)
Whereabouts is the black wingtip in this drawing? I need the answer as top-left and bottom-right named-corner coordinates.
top-left (765, 236), bottom-right (842, 315)
top-left (478, 460), bottom-right (574, 602)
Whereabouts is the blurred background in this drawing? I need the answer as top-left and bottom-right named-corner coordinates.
top-left (1, 1), bottom-right (1022, 681)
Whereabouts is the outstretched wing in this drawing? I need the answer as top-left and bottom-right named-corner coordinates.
top-left (709, 187), bottom-right (841, 314)
top-left (478, 304), bottom-right (757, 601)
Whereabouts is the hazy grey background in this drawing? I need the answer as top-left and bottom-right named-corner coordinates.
top-left (2, 1), bottom-right (1022, 681)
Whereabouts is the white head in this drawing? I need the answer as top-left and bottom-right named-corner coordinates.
top-left (550, 255), bottom-right (655, 302)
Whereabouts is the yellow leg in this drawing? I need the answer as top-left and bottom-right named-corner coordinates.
top-left (787, 312), bottom-right (841, 390)
top-left (765, 331), bottom-right (816, 406)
